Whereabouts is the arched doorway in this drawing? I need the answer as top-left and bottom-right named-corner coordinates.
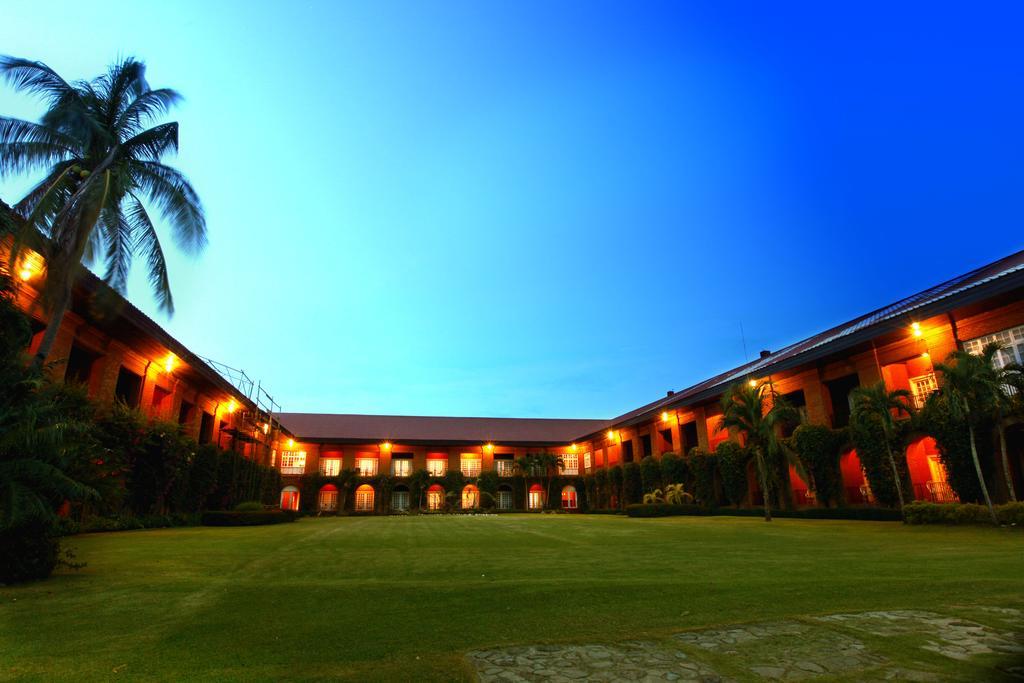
top-left (839, 449), bottom-right (870, 504)
top-left (354, 484), bottom-right (375, 512)
top-left (906, 436), bottom-right (956, 502)
top-left (496, 484), bottom-right (513, 510)
top-left (391, 485), bottom-right (410, 511)
top-left (528, 483), bottom-right (544, 510)
top-left (561, 485), bottom-right (578, 510)
top-left (318, 484), bottom-right (338, 512)
top-left (426, 484), bottom-right (445, 511)
top-left (280, 485), bottom-right (300, 511)
top-left (462, 484), bottom-right (479, 509)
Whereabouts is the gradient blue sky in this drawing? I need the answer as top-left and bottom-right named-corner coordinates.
top-left (2, 2), bottom-right (1023, 418)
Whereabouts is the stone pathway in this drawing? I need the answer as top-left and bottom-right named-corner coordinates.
top-left (465, 608), bottom-right (1024, 681)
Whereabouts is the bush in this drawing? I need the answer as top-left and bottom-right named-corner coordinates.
top-left (715, 441), bottom-right (751, 506)
top-left (689, 448), bottom-right (717, 507)
top-left (849, 413), bottom-right (910, 508)
top-left (789, 425), bottom-right (846, 507)
top-left (201, 510), bottom-right (297, 526)
top-left (639, 456), bottom-right (662, 493)
top-left (0, 520), bottom-right (62, 584)
top-left (234, 501), bottom-right (263, 512)
top-left (904, 501), bottom-right (1024, 526)
top-left (608, 466), bottom-right (624, 508)
top-left (917, 394), bottom-right (989, 504)
top-left (625, 503), bottom-right (902, 521)
top-left (622, 462), bottom-right (643, 505)
top-left (998, 502), bottom-right (1024, 526)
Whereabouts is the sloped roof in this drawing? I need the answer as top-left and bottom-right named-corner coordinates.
top-left (276, 412), bottom-right (607, 445)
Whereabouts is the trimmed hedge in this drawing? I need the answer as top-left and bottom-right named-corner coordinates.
top-left (904, 501), bottom-right (1024, 526)
top-left (625, 503), bottom-right (902, 521)
top-left (201, 510), bottom-right (298, 526)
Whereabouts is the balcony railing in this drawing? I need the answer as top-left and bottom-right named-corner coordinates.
top-left (925, 481), bottom-right (959, 503)
top-left (281, 466), bottom-right (305, 475)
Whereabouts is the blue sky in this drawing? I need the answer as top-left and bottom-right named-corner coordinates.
top-left (2, 2), bottom-right (1023, 418)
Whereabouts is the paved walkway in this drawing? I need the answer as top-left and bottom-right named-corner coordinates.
top-left (466, 607), bottom-right (1024, 682)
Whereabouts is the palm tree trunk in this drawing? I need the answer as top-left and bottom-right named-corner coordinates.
top-left (758, 449), bottom-right (772, 522)
top-left (998, 422), bottom-right (1017, 502)
top-left (30, 282), bottom-right (71, 370)
top-left (883, 440), bottom-right (906, 521)
top-left (968, 423), bottom-right (1000, 525)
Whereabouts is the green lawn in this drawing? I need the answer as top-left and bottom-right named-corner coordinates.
top-left (2, 515), bottom-right (1022, 681)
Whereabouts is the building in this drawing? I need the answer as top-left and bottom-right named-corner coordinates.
top-left (274, 249), bottom-right (1024, 514)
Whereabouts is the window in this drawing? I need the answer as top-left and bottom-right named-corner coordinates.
top-left (583, 452), bottom-right (592, 471)
top-left (640, 435), bottom-right (652, 458)
top-left (151, 385), bottom-right (171, 415)
top-left (280, 486), bottom-right (300, 511)
top-left (356, 456), bottom-right (378, 477)
top-left (391, 488), bottom-right (410, 511)
top-left (178, 400), bottom-right (195, 426)
top-left (528, 484), bottom-right (544, 510)
top-left (462, 485), bottom-right (479, 509)
top-left (354, 484), bottom-right (375, 512)
top-left (64, 344), bottom-right (97, 386)
top-left (320, 458), bottom-right (341, 476)
top-left (681, 422), bottom-right (699, 453)
top-left (561, 485), bottom-right (578, 510)
top-left (281, 451), bottom-right (307, 474)
top-left (427, 458), bottom-right (447, 477)
top-left (460, 454), bottom-right (481, 478)
top-left (495, 458), bottom-right (515, 477)
top-left (909, 373), bottom-right (939, 409)
top-left (427, 484), bottom-right (445, 510)
top-left (562, 453), bottom-right (579, 475)
top-left (199, 411), bottom-right (214, 444)
top-left (622, 440), bottom-right (634, 463)
top-left (392, 458), bottom-right (412, 477)
top-left (318, 485), bottom-right (338, 511)
top-left (496, 486), bottom-right (513, 510)
top-left (114, 367), bottom-right (143, 407)
top-left (964, 324), bottom-right (1024, 368)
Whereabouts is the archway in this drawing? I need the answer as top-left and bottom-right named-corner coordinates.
top-left (318, 484), bottom-right (338, 512)
top-left (496, 484), bottom-right (513, 510)
top-left (462, 484), bottom-right (479, 509)
top-left (280, 485), bottom-right (300, 511)
top-left (354, 484), bottom-right (375, 512)
top-left (528, 483), bottom-right (544, 510)
top-left (391, 484), bottom-right (410, 511)
top-left (426, 484), bottom-right (445, 511)
top-left (561, 485), bottom-right (578, 510)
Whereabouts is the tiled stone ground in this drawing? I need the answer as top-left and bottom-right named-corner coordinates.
top-left (466, 608), bottom-right (1024, 681)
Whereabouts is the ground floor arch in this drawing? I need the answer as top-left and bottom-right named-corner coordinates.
top-left (905, 436), bottom-right (956, 502)
top-left (318, 484), bottom-right (338, 512)
top-left (391, 484), bottom-right (410, 511)
top-left (280, 485), bottom-right (300, 511)
top-left (462, 484), bottom-right (479, 509)
top-left (427, 484), bottom-right (445, 511)
top-left (561, 485), bottom-right (577, 510)
top-left (528, 483), bottom-right (544, 510)
top-left (496, 484), bottom-right (513, 510)
top-left (355, 484), bottom-right (375, 512)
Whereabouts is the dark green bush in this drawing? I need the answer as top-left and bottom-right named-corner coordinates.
top-left (917, 394), bottom-right (989, 504)
top-left (234, 501), bottom-right (263, 512)
top-left (639, 456), bottom-right (662, 493)
top-left (608, 465), bottom-right (624, 508)
top-left (689, 448), bottom-right (717, 507)
top-left (593, 468), bottom-right (608, 509)
top-left (622, 462), bottom-right (642, 505)
top-left (715, 441), bottom-right (750, 506)
top-left (625, 503), bottom-right (902, 521)
top-left (201, 510), bottom-right (297, 526)
top-left (789, 424), bottom-right (846, 507)
top-left (0, 520), bottom-right (61, 584)
top-left (849, 413), bottom-right (910, 508)
top-left (904, 501), bottom-right (1024, 525)
top-left (660, 452), bottom-right (688, 488)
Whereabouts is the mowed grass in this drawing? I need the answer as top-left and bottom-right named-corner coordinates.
top-left (2, 515), bottom-right (1022, 681)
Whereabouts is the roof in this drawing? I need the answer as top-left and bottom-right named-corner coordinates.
top-left (275, 413), bottom-right (608, 446)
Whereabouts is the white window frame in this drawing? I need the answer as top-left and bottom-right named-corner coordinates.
top-left (355, 486), bottom-right (374, 512)
top-left (561, 485), bottom-right (578, 510)
top-left (496, 489), bottom-right (512, 510)
top-left (355, 457), bottom-right (378, 477)
top-left (392, 458), bottom-right (412, 477)
top-left (391, 490), bottom-right (410, 511)
top-left (909, 372), bottom-right (938, 409)
top-left (963, 324), bottom-right (1024, 368)
top-left (528, 489), bottom-right (544, 510)
top-left (280, 451), bottom-right (306, 475)
top-left (583, 452), bottom-right (592, 471)
top-left (319, 458), bottom-right (341, 477)
top-left (318, 488), bottom-right (338, 511)
top-left (460, 454), bottom-right (481, 478)
top-left (427, 458), bottom-right (447, 477)
top-left (495, 459), bottom-right (515, 477)
top-left (562, 453), bottom-right (579, 476)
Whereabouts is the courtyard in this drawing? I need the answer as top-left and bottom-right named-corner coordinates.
top-left (2, 515), bottom-right (1022, 681)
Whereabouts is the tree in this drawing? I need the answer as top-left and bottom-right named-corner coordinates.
top-left (850, 382), bottom-right (913, 518)
top-left (717, 380), bottom-right (799, 521)
top-left (516, 452), bottom-right (563, 507)
top-left (0, 56), bottom-right (207, 368)
top-left (934, 345), bottom-right (1012, 525)
top-left (409, 468), bottom-right (432, 510)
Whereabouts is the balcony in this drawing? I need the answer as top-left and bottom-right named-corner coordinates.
top-left (495, 460), bottom-right (515, 477)
top-left (281, 466), bottom-right (305, 475)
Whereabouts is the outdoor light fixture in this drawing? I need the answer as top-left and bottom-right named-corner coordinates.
top-left (18, 265), bottom-right (32, 281)
top-left (484, 442), bottom-right (494, 452)
top-left (163, 353), bottom-right (176, 373)
top-left (287, 438), bottom-right (294, 448)
top-left (570, 443), bottom-right (577, 452)
top-left (912, 322), bottom-right (922, 338)
top-left (921, 351), bottom-right (931, 359)
top-left (748, 379), bottom-right (758, 388)
top-left (661, 411), bottom-right (670, 422)
top-left (381, 441), bottom-right (392, 451)
top-left (607, 429), bottom-right (617, 442)
top-left (226, 400), bottom-right (237, 413)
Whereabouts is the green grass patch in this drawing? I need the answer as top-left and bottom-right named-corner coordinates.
top-left (1, 515), bottom-right (1021, 680)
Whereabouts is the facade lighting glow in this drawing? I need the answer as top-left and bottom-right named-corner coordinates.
top-left (912, 322), bottom-right (923, 338)
top-left (163, 353), bottom-right (176, 373)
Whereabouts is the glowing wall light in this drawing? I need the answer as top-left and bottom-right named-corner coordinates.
top-left (911, 322), bottom-right (923, 338)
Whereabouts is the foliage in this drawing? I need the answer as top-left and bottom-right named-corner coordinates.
top-left (643, 483), bottom-right (693, 505)
top-left (592, 468), bottom-right (608, 509)
top-left (409, 468), bottom-right (432, 509)
top-left (903, 501), bottom-right (1024, 526)
top-left (625, 503), bottom-right (903, 521)
top-left (639, 455), bottom-right (662, 493)
top-left (200, 510), bottom-right (297, 526)
top-left (917, 392), bottom-right (986, 503)
top-left (622, 462), bottom-right (642, 505)
top-left (608, 465), bottom-right (623, 508)
top-left (788, 424), bottom-right (846, 507)
top-left (660, 452), bottom-right (688, 490)
top-left (714, 441), bottom-right (751, 507)
top-left (849, 410), bottom-right (909, 509)
top-left (233, 501), bottom-right (263, 512)
top-left (689, 448), bottom-right (717, 507)
top-left (849, 382), bottom-right (913, 515)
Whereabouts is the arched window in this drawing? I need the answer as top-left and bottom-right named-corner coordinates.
top-left (427, 484), bottom-right (445, 511)
top-left (462, 484), bottom-right (479, 509)
top-left (496, 484), bottom-right (513, 510)
top-left (354, 484), bottom-right (375, 512)
top-left (318, 484), bottom-right (338, 512)
top-left (528, 483), bottom-right (544, 510)
top-left (391, 485), bottom-right (410, 511)
top-left (561, 485), bottom-right (578, 510)
top-left (280, 485), bottom-right (300, 511)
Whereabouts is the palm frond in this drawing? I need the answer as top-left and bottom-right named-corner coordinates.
top-left (0, 118), bottom-right (77, 176)
top-left (121, 122), bottom-right (178, 161)
top-left (115, 88), bottom-right (182, 136)
top-left (0, 56), bottom-right (79, 105)
top-left (127, 195), bottom-right (173, 312)
top-left (130, 161), bottom-right (206, 254)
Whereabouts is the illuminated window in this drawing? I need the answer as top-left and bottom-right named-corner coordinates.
top-left (909, 373), bottom-right (938, 409)
top-left (562, 453), bottom-right (579, 475)
top-left (561, 485), bottom-right (578, 510)
top-left (318, 484), bottom-right (338, 511)
top-left (392, 458), bottom-right (412, 477)
top-left (427, 458), bottom-right (447, 477)
top-left (496, 486), bottom-right (513, 510)
top-left (391, 487), bottom-right (410, 511)
top-left (355, 484), bottom-right (375, 512)
top-left (583, 452), bottom-right (592, 471)
top-left (462, 484), bottom-right (479, 509)
top-left (280, 451), bottom-right (306, 474)
top-left (964, 325), bottom-right (1024, 368)
top-left (495, 458), bottom-right (515, 477)
top-left (460, 454), bottom-right (481, 478)
top-left (427, 484), bottom-right (445, 510)
top-left (356, 457), bottom-right (378, 477)
top-left (280, 486), bottom-right (300, 511)
top-left (528, 484), bottom-right (544, 510)
top-left (319, 458), bottom-right (341, 476)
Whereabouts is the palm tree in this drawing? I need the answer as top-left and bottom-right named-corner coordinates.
top-left (0, 56), bottom-right (206, 368)
top-left (935, 344), bottom-right (1012, 524)
top-left (977, 344), bottom-right (1022, 503)
top-left (850, 382), bottom-right (913, 518)
top-left (409, 468), bottom-right (432, 511)
top-left (717, 380), bottom-right (798, 521)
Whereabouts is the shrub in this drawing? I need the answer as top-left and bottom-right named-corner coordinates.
top-left (917, 393), bottom-right (989, 504)
top-left (904, 501), bottom-right (1024, 526)
top-left (849, 413), bottom-right (910, 508)
top-left (660, 452), bottom-right (689, 490)
top-left (622, 462), bottom-right (643, 505)
top-left (201, 510), bottom-right (297, 526)
top-left (789, 425), bottom-right (846, 507)
top-left (689, 448), bottom-right (717, 507)
top-left (998, 502), bottom-right (1024, 526)
top-left (639, 456), bottom-right (662, 493)
top-left (593, 468), bottom-right (609, 509)
top-left (715, 441), bottom-right (751, 506)
top-left (234, 501), bottom-right (263, 512)
top-left (625, 503), bottom-right (902, 521)
top-left (0, 520), bottom-right (62, 584)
